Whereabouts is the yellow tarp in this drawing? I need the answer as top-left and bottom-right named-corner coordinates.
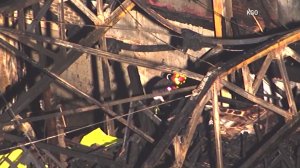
top-left (80, 128), bottom-right (117, 147)
top-left (0, 149), bottom-right (27, 168)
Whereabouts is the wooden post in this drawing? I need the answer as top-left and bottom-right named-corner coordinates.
top-left (224, 0), bottom-right (233, 36)
top-left (242, 66), bottom-right (253, 94)
top-left (213, 0), bottom-right (233, 107)
top-left (58, 0), bottom-right (66, 57)
top-left (212, 1), bottom-right (228, 166)
top-left (212, 0), bottom-right (224, 38)
top-left (212, 80), bottom-right (224, 168)
top-left (275, 52), bottom-right (297, 115)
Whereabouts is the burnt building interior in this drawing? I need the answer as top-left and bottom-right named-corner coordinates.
top-left (1, 0), bottom-right (300, 167)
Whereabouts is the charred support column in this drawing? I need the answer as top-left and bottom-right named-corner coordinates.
top-left (212, 0), bottom-right (225, 167)
top-left (212, 80), bottom-right (223, 168)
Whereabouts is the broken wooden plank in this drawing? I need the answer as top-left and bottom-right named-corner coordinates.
top-left (242, 66), bottom-right (253, 94)
top-left (136, 101), bottom-right (161, 125)
top-left (58, 0), bottom-right (65, 41)
top-left (212, 81), bottom-right (224, 168)
top-left (171, 93), bottom-right (209, 167)
top-left (120, 102), bottom-right (134, 161)
top-left (126, 65), bottom-right (156, 166)
top-left (70, 0), bottom-right (101, 25)
top-left (102, 58), bottom-right (116, 136)
top-left (275, 53), bottom-right (297, 115)
top-left (252, 53), bottom-right (273, 94)
top-left (104, 0), bottom-right (135, 27)
top-left (100, 38), bottom-right (115, 136)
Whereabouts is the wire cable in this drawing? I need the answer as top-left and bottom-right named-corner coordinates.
top-left (0, 94), bottom-right (191, 152)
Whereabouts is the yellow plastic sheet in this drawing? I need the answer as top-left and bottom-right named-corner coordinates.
top-left (80, 128), bottom-right (117, 147)
top-left (0, 149), bottom-right (27, 168)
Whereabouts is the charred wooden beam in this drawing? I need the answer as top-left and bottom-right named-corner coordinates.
top-left (70, 0), bottom-right (101, 25)
top-left (120, 102), bottom-right (134, 162)
top-left (101, 58), bottom-right (116, 135)
top-left (252, 53), bottom-right (273, 94)
top-left (105, 0), bottom-right (135, 27)
top-left (181, 28), bottom-right (288, 49)
top-left (242, 66), bottom-right (253, 94)
top-left (136, 101), bottom-right (161, 125)
top-left (58, 0), bottom-right (67, 58)
top-left (275, 53), bottom-right (297, 115)
top-left (212, 81), bottom-right (223, 168)
top-left (125, 65), bottom-right (156, 166)
top-left (106, 38), bottom-right (174, 52)
top-left (171, 92), bottom-right (210, 167)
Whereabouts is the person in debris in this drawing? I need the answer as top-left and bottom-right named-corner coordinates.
top-left (145, 72), bottom-right (187, 118)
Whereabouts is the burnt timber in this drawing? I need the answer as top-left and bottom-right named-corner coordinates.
top-left (0, 0), bottom-right (300, 168)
